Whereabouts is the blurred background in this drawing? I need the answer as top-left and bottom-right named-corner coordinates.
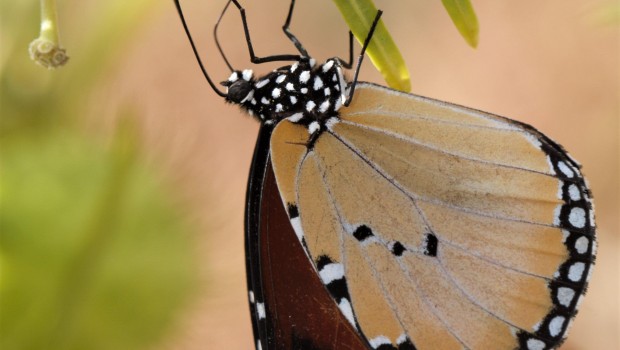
top-left (1, 0), bottom-right (618, 349)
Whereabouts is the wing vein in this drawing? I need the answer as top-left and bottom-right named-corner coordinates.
top-left (328, 129), bottom-right (574, 229)
top-left (344, 110), bottom-right (519, 131)
top-left (313, 150), bottom-right (470, 350)
top-left (434, 249), bottom-right (556, 343)
top-left (338, 119), bottom-right (580, 182)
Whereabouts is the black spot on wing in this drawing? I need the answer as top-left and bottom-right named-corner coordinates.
top-left (316, 255), bottom-right (333, 271)
top-left (315, 255), bottom-right (351, 303)
top-left (326, 274), bottom-right (350, 302)
top-left (353, 225), bottom-right (374, 242)
top-left (390, 241), bottom-right (406, 257)
top-left (397, 337), bottom-right (417, 350)
top-left (287, 203), bottom-right (299, 218)
top-left (424, 233), bottom-right (438, 257)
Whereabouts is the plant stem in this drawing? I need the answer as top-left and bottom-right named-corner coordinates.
top-left (40, 0), bottom-right (60, 44)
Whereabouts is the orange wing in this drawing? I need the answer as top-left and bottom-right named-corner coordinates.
top-left (269, 83), bottom-right (595, 350)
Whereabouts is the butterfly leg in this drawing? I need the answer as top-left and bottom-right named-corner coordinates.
top-left (228, 0), bottom-right (303, 64)
top-left (281, 0), bottom-right (310, 58)
top-left (284, 0), bottom-right (354, 69)
top-left (344, 10), bottom-right (383, 107)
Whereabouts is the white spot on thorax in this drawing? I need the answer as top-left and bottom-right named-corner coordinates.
top-left (299, 70), bottom-right (310, 83)
top-left (276, 75), bottom-right (286, 84)
top-left (308, 121), bottom-right (320, 135)
top-left (336, 66), bottom-right (347, 98)
top-left (255, 79), bottom-right (269, 89)
top-left (290, 62), bottom-right (299, 72)
top-left (306, 100), bottom-right (316, 111)
top-left (228, 71), bottom-right (239, 82)
top-left (275, 103), bottom-right (283, 112)
top-left (272, 87), bottom-right (281, 98)
top-left (261, 97), bottom-right (270, 105)
top-left (569, 207), bottom-right (586, 228)
top-left (290, 96), bottom-right (297, 104)
top-left (287, 112), bottom-right (303, 123)
top-left (322, 60), bottom-right (334, 72)
top-left (313, 76), bottom-right (323, 90)
top-left (319, 100), bottom-right (330, 113)
top-left (285, 82), bottom-right (295, 91)
top-left (309, 58), bottom-right (316, 67)
top-left (324, 87), bottom-right (331, 96)
top-left (301, 87), bottom-right (308, 94)
top-left (242, 69), bottom-right (253, 81)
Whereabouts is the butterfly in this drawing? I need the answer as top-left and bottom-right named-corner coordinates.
top-left (174, 1), bottom-right (596, 349)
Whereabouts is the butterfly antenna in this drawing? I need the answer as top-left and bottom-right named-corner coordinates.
top-left (345, 10), bottom-right (383, 107)
top-left (174, 0), bottom-right (227, 97)
top-left (214, 0), bottom-right (234, 71)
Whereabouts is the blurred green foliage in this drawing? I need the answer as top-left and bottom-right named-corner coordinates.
top-left (332, 0), bottom-right (481, 92)
top-left (441, 0), bottom-right (479, 48)
top-left (332, 0), bottom-right (411, 92)
top-left (1, 1), bottom-right (197, 349)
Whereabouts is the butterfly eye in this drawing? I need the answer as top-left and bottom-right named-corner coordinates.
top-left (226, 80), bottom-right (254, 104)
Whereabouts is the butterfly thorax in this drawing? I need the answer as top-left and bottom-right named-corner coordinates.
top-left (223, 58), bottom-right (348, 132)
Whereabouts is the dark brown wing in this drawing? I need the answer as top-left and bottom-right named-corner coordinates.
top-left (245, 125), bottom-right (369, 350)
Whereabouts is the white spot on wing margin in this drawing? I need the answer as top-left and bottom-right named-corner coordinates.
top-left (338, 298), bottom-right (356, 327)
top-left (369, 335), bottom-right (391, 348)
top-left (256, 302), bottom-right (266, 320)
top-left (290, 216), bottom-right (304, 242)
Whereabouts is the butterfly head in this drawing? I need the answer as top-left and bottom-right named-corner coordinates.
top-left (222, 69), bottom-right (255, 105)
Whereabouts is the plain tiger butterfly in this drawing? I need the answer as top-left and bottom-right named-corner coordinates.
top-left (174, 1), bottom-right (596, 349)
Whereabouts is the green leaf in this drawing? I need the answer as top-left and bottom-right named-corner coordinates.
top-left (441, 0), bottom-right (479, 48)
top-left (332, 0), bottom-right (411, 92)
